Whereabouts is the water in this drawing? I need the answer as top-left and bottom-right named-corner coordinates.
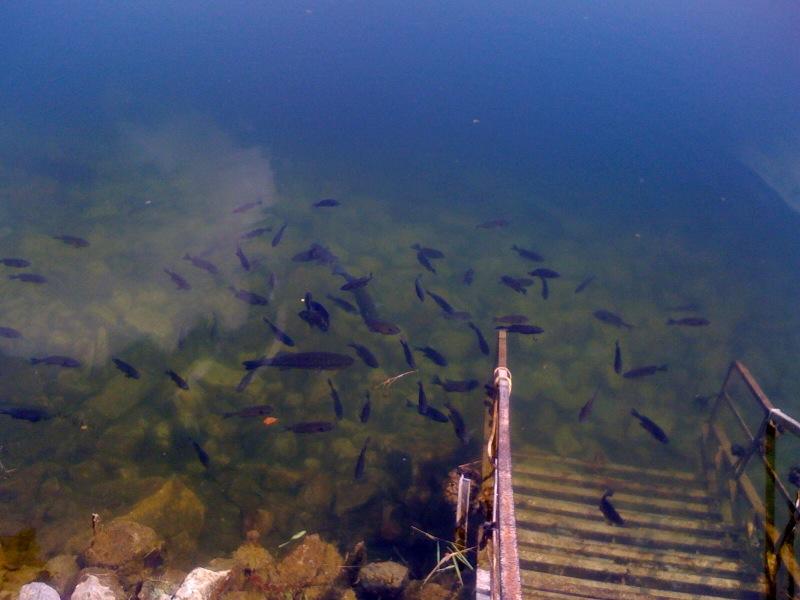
top-left (1, 0), bottom-right (799, 582)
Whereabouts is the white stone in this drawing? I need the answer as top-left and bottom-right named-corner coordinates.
top-left (18, 582), bottom-right (61, 600)
top-left (70, 574), bottom-right (124, 600)
top-left (172, 568), bottom-right (231, 600)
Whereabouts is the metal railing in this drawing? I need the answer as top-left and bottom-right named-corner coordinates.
top-left (702, 360), bottom-right (800, 599)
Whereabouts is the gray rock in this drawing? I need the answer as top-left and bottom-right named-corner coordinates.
top-left (18, 582), bottom-right (61, 600)
top-left (359, 561), bottom-right (410, 598)
top-left (172, 568), bottom-right (231, 600)
top-left (70, 573), bottom-right (125, 600)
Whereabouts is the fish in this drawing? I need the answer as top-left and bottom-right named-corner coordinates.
top-left (468, 322), bottom-right (489, 355)
top-left (494, 315), bottom-right (528, 325)
top-left (271, 222), bottom-right (287, 247)
top-left (112, 358), bottom-right (140, 379)
top-left (593, 310), bottom-right (634, 329)
top-left (1, 258), bottom-right (30, 268)
top-left (578, 388), bottom-right (599, 422)
top-left (299, 308), bottom-right (329, 332)
top-left (415, 346), bottom-right (448, 366)
top-left (349, 343), bottom-right (379, 368)
top-left (229, 286), bottom-right (269, 306)
top-left (313, 198), bottom-right (340, 207)
top-left (667, 317), bottom-right (710, 327)
top-left (30, 355), bottom-right (81, 368)
top-left (53, 235), bottom-right (89, 248)
top-left (190, 439), bottom-right (210, 469)
top-left (630, 409), bottom-right (669, 444)
top-left (410, 244), bottom-right (445, 259)
top-left (416, 252), bottom-right (436, 274)
top-left (529, 268), bottom-right (560, 278)
top-left (788, 466), bottom-right (800, 488)
top-left (341, 274), bottom-right (373, 291)
top-left (9, 273), bottom-right (47, 283)
top-left (574, 275), bottom-right (595, 294)
top-left (326, 294), bottom-right (358, 314)
top-left (183, 254), bottom-right (219, 275)
top-left (222, 404), bottom-right (273, 418)
top-left (232, 200), bottom-right (263, 213)
top-left (432, 375), bottom-right (479, 393)
top-left (623, 364), bottom-right (668, 379)
top-left (300, 292), bottom-right (330, 330)
top-left (165, 369), bottom-right (189, 390)
top-left (243, 352), bottom-right (355, 370)
top-left (414, 275), bottom-right (425, 302)
top-left (599, 490), bottom-right (625, 526)
top-left (427, 291), bottom-right (455, 314)
top-left (0, 405), bottom-right (53, 422)
top-left (291, 243), bottom-right (338, 265)
top-left (540, 277), bottom-right (549, 300)
top-left (417, 381), bottom-right (429, 415)
top-left (462, 268), bottom-right (475, 285)
top-left (444, 401), bottom-right (468, 444)
top-left (164, 269), bottom-right (191, 290)
top-left (400, 339), bottom-right (417, 369)
top-left (235, 369), bottom-right (257, 393)
top-left (477, 219), bottom-right (509, 229)
top-left (496, 324), bottom-right (544, 335)
top-left (354, 436), bottom-right (370, 480)
top-left (420, 404), bottom-right (449, 423)
top-left (365, 319), bottom-right (401, 335)
top-left (285, 421), bottom-right (335, 433)
top-left (235, 246), bottom-right (251, 271)
top-left (0, 327), bottom-right (22, 339)
top-left (510, 245), bottom-right (542, 261)
top-left (263, 416), bottom-right (279, 427)
top-left (614, 340), bottom-right (622, 375)
top-left (328, 379), bottom-right (343, 420)
top-left (263, 317), bottom-right (295, 346)
top-left (360, 392), bottom-right (371, 423)
top-left (499, 276), bottom-right (527, 294)
top-left (241, 227), bottom-right (272, 239)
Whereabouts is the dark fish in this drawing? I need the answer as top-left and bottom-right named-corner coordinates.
top-left (417, 381), bottom-right (429, 415)
top-left (183, 254), bottom-right (219, 275)
top-left (360, 392), bottom-right (371, 423)
top-left (1, 258), bottom-right (30, 268)
top-left (529, 268), bottom-right (560, 278)
top-left (300, 292), bottom-right (330, 330)
top-left (432, 375), bottom-right (479, 393)
top-left (222, 404), bottom-right (273, 418)
top-left (444, 401), bottom-right (468, 444)
top-left (415, 346), bottom-right (448, 367)
top-left (243, 352), bottom-right (355, 371)
top-left (285, 421), bottom-right (334, 433)
top-left (235, 246), bottom-right (251, 271)
top-left (263, 317), bottom-right (295, 346)
top-left (540, 277), bottom-right (549, 300)
top-left (411, 244), bottom-right (444, 259)
top-left (241, 227), bottom-right (272, 239)
top-left (112, 358), bottom-right (140, 379)
top-left (9, 273), bottom-right (47, 283)
top-left (326, 294), bottom-right (358, 314)
top-left (731, 443), bottom-right (747, 458)
top-left (416, 252), bottom-right (436, 274)
top-left (328, 379), bottom-right (344, 420)
top-left (232, 200), bottom-right (263, 214)
top-left (235, 369), bottom-right (257, 393)
top-left (494, 315), bottom-right (528, 325)
top-left (400, 339), bottom-right (417, 369)
top-left (365, 319), bottom-right (400, 335)
top-left (574, 275), bottom-right (595, 294)
top-left (593, 309), bottom-right (634, 329)
top-left (788, 466), bottom-right (800, 488)
top-left (496, 324), bottom-right (544, 335)
top-left (427, 291), bottom-right (455, 314)
top-left (623, 364), bottom-right (668, 379)
top-left (165, 369), bottom-right (189, 390)
top-left (164, 268), bottom-right (191, 290)
top-left (190, 439), bottom-right (210, 469)
top-left (354, 436), bottom-right (370, 480)
top-left (421, 404), bottom-right (449, 423)
top-left (414, 275), bottom-right (425, 302)
top-left (292, 243), bottom-right (338, 266)
top-left (299, 308), bottom-right (329, 332)
top-left (614, 340), bottom-right (622, 375)
top-left (53, 235), bottom-right (89, 248)
top-left (230, 286), bottom-right (269, 306)
top-left (599, 490), bottom-right (625, 526)
top-left (0, 405), bottom-right (53, 422)
top-left (462, 268), bottom-right (475, 286)
top-left (30, 355), bottom-right (81, 368)
top-left (511, 244), bottom-right (542, 261)
top-left (341, 274), bottom-right (373, 291)
top-left (477, 219), bottom-right (509, 229)
top-left (271, 222), bottom-right (287, 247)
top-left (500, 276), bottom-right (527, 295)
top-left (0, 326), bottom-right (22, 339)
top-left (313, 198), bottom-right (340, 207)
top-left (349, 343), bottom-right (379, 368)
top-left (667, 317), bottom-right (710, 327)
top-left (468, 322), bottom-right (489, 355)
top-left (578, 388), bottom-right (599, 422)
top-left (630, 409), bottom-right (669, 444)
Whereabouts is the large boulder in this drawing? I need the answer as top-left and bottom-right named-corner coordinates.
top-left (81, 519), bottom-right (163, 584)
top-left (358, 561), bottom-right (409, 598)
top-left (17, 582), bottom-right (60, 600)
top-left (273, 534), bottom-right (342, 600)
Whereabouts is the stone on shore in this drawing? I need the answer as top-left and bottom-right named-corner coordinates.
top-left (172, 568), bottom-right (231, 600)
top-left (17, 582), bottom-right (60, 600)
top-left (358, 561), bottom-right (409, 598)
top-left (81, 519), bottom-right (163, 584)
top-left (70, 572), bottom-right (125, 600)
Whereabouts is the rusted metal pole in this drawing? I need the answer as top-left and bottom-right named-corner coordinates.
top-left (765, 420), bottom-right (777, 598)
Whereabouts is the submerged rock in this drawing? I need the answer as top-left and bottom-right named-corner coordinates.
top-left (173, 568), bottom-right (231, 600)
top-left (42, 554), bottom-right (80, 597)
top-left (18, 582), bottom-right (60, 600)
top-left (274, 534), bottom-right (342, 600)
top-left (81, 519), bottom-right (163, 582)
top-left (358, 561), bottom-right (409, 598)
top-left (70, 572), bottom-right (125, 600)
top-left (401, 580), bottom-right (458, 600)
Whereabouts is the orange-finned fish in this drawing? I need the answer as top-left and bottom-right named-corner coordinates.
top-left (263, 416), bottom-right (279, 427)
